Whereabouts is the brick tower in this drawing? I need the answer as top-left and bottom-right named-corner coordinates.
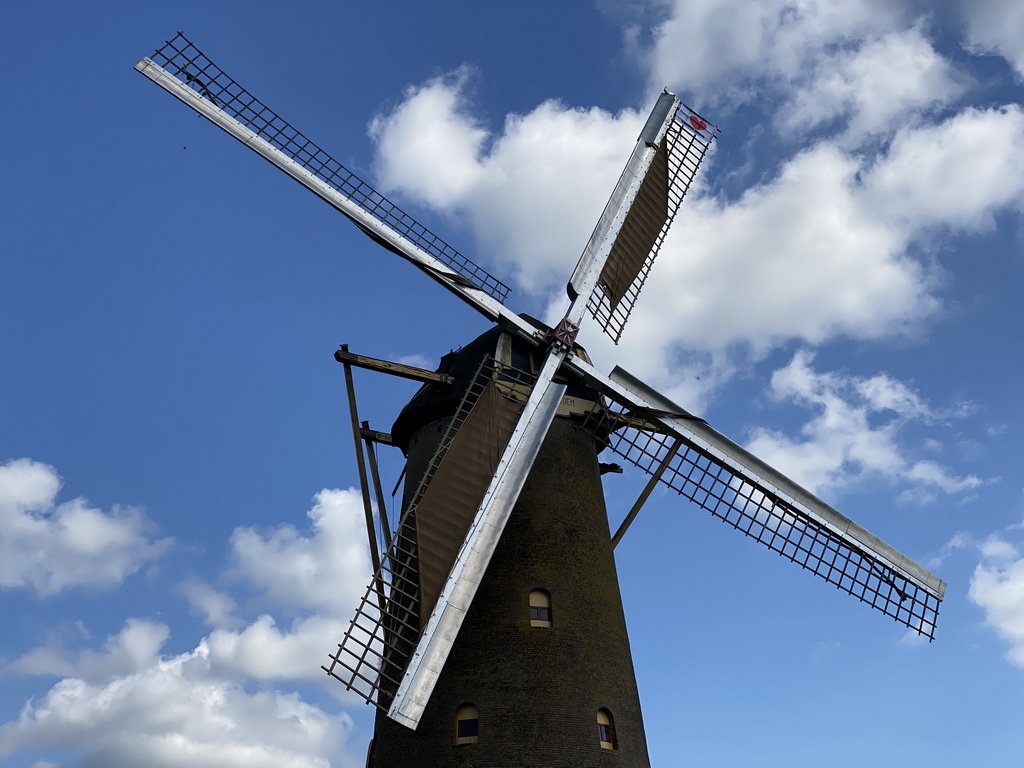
top-left (367, 324), bottom-right (650, 768)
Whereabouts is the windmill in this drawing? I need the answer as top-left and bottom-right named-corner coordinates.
top-left (136, 33), bottom-right (945, 767)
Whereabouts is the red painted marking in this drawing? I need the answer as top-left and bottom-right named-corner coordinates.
top-left (689, 115), bottom-right (708, 132)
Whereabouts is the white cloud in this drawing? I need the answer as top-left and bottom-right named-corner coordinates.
top-left (0, 645), bottom-right (354, 768)
top-left (934, 520), bottom-right (1024, 670)
top-left (777, 26), bottom-right (966, 142)
top-left (0, 484), bottom-right (377, 767)
top-left (962, 0), bottom-right (1024, 78)
top-left (620, 143), bottom-right (936, 356)
top-left (614, 104), bottom-right (1024, 373)
top-left (927, 530), bottom-right (973, 569)
top-left (371, 75), bottom-right (643, 293)
top-left (864, 105), bottom-right (1024, 231)
top-left (370, 67), bottom-right (487, 210)
top-left (898, 627), bottom-right (931, 649)
top-left (970, 531), bottom-right (1024, 669)
top-left (202, 488), bottom-right (374, 693)
top-left (180, 581), bottom-right (242, 629)
top-left (228, 488), bottom-right (373, 618)
top-left (642, 0), bottom-right (904, 103)
top-left (744, 351), bottom-right (983, 497)
top-left (7, 619), bottom-right (168, 684)
top-left (978, 533), bottom-right (1020, 561)
top-left (855, 372), bottom-right (933, 419)
top-left (0, 459), bottom-right (171, 596)
top-left (203, 614), bottom-right (349, 683)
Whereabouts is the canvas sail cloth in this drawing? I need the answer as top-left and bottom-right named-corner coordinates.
top-left (413, 379), bottom-right (522, 628)
top-left (583, 101), bottom-right (717, 343)
top-left (597, 136), bottom-right (670, 309)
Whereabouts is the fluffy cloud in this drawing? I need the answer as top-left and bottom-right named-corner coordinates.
top-left (969, 531), bottom-right (1024, 668)
top-left (6, 619), bottom-right (169, 684)
top-left (1, 486), bottom-right (375, 767)
top-left (371, 74), bottom-right (643, 293)
top-left (201, 488), bottom-right (375, 691)
top-left (645, 7), bottom-right (965, 143)
top-left (0, 644), bottom-right (353, 768)
top-left (641, 0), bottom-right (904, 102)
top-left (0, 459), bottom-right (171, 595)
top-left (620, 142), bottom-right (934, 356)
top-left (744, 350), bottom-right (982, 498)
top-left (370, 67), bottom-right (488, 209)
top-left (180, 581), bottom-right (242, 629)
top-left (203, 614), bottom-right (349, 683)
top-left (863, 105), bottom-right (1024, 231)
top-left (777, 25), bottom-right (966, 141)
top-left (962, 0), bottom-right (1024, 78)
top-left (228, 488), bottom-right (373, 617)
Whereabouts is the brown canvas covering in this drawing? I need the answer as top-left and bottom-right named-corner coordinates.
top-left (415, 380), bottom-right (522, 627)
top-left (598, 138), bottom-right (669, 308)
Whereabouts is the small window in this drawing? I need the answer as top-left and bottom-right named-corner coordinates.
top-left (597, 708), bottom-right (616, 750)
top-left (529, 589), bottom-right (552, 628)
top-left (455, 704), bottom-right (479, 745)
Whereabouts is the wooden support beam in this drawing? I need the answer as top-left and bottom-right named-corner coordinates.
top-left (335, 345), bottom-right (453, 385)
top-left (360, 426), bottom-right (393, 445)
top-left (341, 354), bottom-right (386, 612)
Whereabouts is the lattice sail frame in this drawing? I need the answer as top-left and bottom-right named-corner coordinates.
top-left (582, 400), bottom-right (941, 640)
top-left (324, 356), bottom-right (537, 711)
top-left (145, 33), bottom-right (510, 303)
top-left (587, 103), bottom-right (718, 342)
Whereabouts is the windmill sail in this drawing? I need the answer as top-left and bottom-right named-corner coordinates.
top-left (136, 33), bottom-right (510, 305)
top-left (324, 357), bottom-right (536, 713)
top-left (597, 136), bottom-right (669, 309)
top-left (569, 95), bottom-right (717, 343)
top-left (582, 366), bottom-right (945, 638)
top-left (414, 378), bottom-right (522, 627)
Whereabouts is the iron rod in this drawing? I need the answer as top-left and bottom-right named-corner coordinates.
top-left (362, 420), bottom-right (393, 551)
top-left (611, 436), bottom-right (682, 548)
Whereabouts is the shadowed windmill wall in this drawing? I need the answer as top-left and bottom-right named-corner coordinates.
top-left (369, 328), bottom-right (650, 768)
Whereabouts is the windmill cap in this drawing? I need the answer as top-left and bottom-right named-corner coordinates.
top-left (390, 316), bottom-right (598, 454)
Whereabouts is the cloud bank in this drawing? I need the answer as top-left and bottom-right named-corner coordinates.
top-left (0, 459), bottom-right (171, 596)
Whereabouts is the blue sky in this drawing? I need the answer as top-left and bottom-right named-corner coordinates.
top-left (2, 1), bottom-right (1023, 766)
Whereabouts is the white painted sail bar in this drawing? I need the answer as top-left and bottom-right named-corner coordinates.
top-left (566, 91), bottom-right (677, 303)
top-left (571, 359), bottom-right (945, 600)
top-left (135, 57), bottom-right (521, 326)
top-left (388, 353), bottom-right (567, 728)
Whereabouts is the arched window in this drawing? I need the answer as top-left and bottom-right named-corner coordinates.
top-left (529, 589), bottom-right (552, 628)
top-left (597, 709), bottom-right (616, 750)
top-left (455, 703), bottom-right (479, 745)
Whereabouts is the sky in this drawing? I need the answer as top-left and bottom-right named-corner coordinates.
top-left (1, 1), bottom-right (1023, 766)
